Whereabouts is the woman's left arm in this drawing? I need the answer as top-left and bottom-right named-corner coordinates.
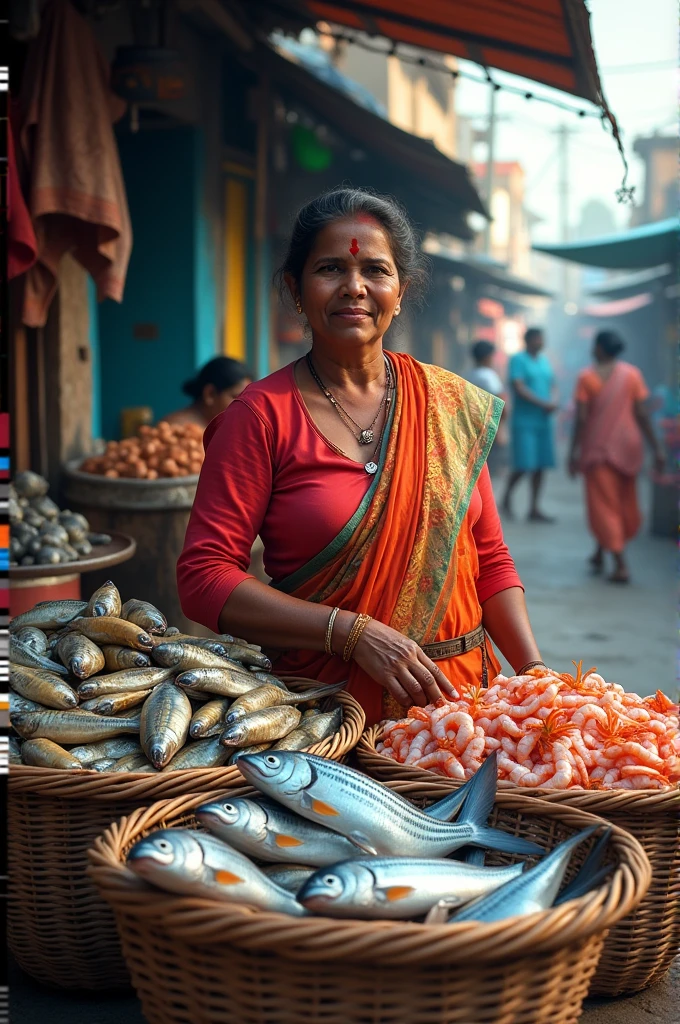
top-left (634, 401), bottom-right (665, 474)
top-left (473, 465), bottom-right (544, 673)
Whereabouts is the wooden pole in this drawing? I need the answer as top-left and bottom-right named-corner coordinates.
top-left (253, 74), bottom-right (271, 380)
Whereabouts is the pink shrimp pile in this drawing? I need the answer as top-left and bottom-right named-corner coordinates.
top-left (377, 663), bottom-right (680, 790)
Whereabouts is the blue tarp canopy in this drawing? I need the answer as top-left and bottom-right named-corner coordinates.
top-left (532, 219), bottom-right (679, 269)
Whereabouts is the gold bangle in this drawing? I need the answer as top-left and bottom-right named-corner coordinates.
top-left (325, 606), bottom-right (340, 656)
top-left (343, 613), bottom-right (372, 663)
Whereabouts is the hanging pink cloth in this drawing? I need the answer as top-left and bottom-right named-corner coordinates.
top-left (17, 0), bottom-right (132, 327)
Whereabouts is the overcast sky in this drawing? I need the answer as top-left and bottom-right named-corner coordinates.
top-left (455, 0), bottom-right (677, 242)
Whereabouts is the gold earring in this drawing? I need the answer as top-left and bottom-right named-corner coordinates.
top-left (394, 306), bottom-right (401, 316)
top-left (296, 299), bottom-right (303, 314)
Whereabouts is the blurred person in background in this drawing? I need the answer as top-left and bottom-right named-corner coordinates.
top-left (568, 330), bottom-right (664, 584)
top-left (468, 340), bottom-right (508, 476)
top-left (501, 327), bottom-right (557, 521)
top-left (165, 356), bottom-right (252, 430)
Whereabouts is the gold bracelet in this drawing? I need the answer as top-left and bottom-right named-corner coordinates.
top-left (517, 659), bottom-right (547, 676)
top-left (343, 613), bottom-right (372, 663)
top-left (325, 606), bottom-right (340, 656)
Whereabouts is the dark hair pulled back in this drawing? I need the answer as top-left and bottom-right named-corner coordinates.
top-left (277, 187), bottom-right (430, 310)
top-left (594, 330), bottom-right (625, 358)
top-left (182, 356), bottom-right (251, 400)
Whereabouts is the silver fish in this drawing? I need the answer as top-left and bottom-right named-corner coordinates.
top-left (156, 635), bottom-right (231, 657)
top-left (225, 681), bottom-right (346, 724)
top-left (247, 671), bottom-right (289, 690)
top-left (290, 707), bottom-right (343, 745)
top-left (56, 633), bottom-right (105, 679)
top-left (450, 827), bottom-right (599, 924)
top-left (21, 738), bottom-right (83, 770)
top-left (299, 858), bottom-right (525, 919)
top-left (140, 681), bottom-right (192, 769)
top-left (69, 738), bottom-right (142, 765)
top-left (189, 698), bottom-right (230, 739)
top-left (196, 797), bottom-right (364, 866)
top-left (69, 616), bottom-right (154, 651)
top-left (228, 743), bottom-right (272, 764)
top-left (220, 706), bottom-right (301, 747)
top-left (263, 864), bottom-right (316, 893)
top-left (152, 642), bottom-right (230, 671)
top-left (89, 757), bottom-right (119, 772)
top-left (10, 693), bottom-right (46, 714)
top-left (10, 636), bottom-right (69, 676)
top-left (77, 666), bottom-right (175, 698)
top-left (101, 645), bottom-right (152, 671)
top-left (11, 709), bottom-right (140, 744)
top-left (553, 827), bottom-right (613, 906)
top-left (80, 689), bottom-right (151, 716)
top-left (122, 598), bottom-right (167, 636)
top-left (271, 727), bottom-right (315, 751)
top-left (161, 736), bottom-right (231, 771)
top-left (9, 600), bottom-right (88, 633)
top-left (9, 737), bottom-right (23, 765)
top-left (10, 665), bottom-right (78, 710)
top-left (176, 667), bottom-right (263, 699)
top-left (237, 751), bottom-right (542, 859)
top-left (110, 751), bottom-right (157, 773)
top-left (126, 829), bottom-right (306, 915)
top-left (223, 644), bottom-right (272, 670)
top-left (14, 626), bottom-right (48, 655)
top-left (86, 580), bottom-right (122, 618)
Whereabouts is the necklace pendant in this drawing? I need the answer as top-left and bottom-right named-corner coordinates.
top-left (364, 461), bottom-right (378, 475)
top-left (359, 428), bottom-right (374, 445)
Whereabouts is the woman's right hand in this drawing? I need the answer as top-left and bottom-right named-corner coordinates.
top-left (350, 618), bottom-right (459, 708)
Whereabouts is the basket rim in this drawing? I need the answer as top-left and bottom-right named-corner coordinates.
top-left (87, 787), bottom-right (651, 967)
top-left (8, 685), bottom-right (365, 802)
top-left (357, 724), bottom-right (680, 812)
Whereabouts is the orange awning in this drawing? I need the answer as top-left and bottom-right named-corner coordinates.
top-left (261, 0), bottom-right (605, 103)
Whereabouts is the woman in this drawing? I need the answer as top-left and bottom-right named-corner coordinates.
top-left (569, 330), bottom-right (664, 584)
top-left (178, 189), bottom-right (545, 725)
top-left (467, 340), bottom-right (508, 476)
top-left (165, 356), bottom-right (252, 430)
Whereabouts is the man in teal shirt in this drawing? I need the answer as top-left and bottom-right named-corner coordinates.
top-left (501, 327), bottom-right (557, 521)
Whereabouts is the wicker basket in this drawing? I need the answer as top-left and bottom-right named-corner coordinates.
top-left (87, 787), bottom-right (649, 1024)
top-left (357, 724), bottom-right (680, 997)
top-left (8, 685), bottom-right (364, 991)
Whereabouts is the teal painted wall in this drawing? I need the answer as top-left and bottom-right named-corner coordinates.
top-left (98, 126), bottom-right (218, 439)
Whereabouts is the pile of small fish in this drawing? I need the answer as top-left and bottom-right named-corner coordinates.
top-left (9, 583), bottom-right (345, 772)
top-left (378, 663), bottom-right (680, 791)
top-left (10, 471), bottom-right (111, 567)
top-left (127, 750), bottom-right (614, 926)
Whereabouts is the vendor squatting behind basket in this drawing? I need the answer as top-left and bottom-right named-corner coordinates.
top-left (178, 188), bottom-right (545, 726)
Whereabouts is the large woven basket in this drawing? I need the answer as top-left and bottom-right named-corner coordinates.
top-left (8, 685), bottom-right (364, 990)
top-left (357, 724), bottom-right (680, 997)
top-left (87, 787), bottom-right (649, 1024)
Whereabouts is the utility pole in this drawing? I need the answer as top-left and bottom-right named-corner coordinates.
top-left (483, 82), bottom-right (497, 256)
top-left (555, 123), bottom-right (572, 299)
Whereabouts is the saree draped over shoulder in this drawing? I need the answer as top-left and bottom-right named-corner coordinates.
top-left (273, 353), bottom-right (503, 725)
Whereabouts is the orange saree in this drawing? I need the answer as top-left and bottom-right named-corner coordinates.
top-left (273, 353), bottom-right (503, 725)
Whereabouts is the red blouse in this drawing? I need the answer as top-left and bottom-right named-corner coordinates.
top-left (177, 362), bottom-right (522, 632)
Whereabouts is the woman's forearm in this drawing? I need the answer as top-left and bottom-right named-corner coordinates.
top-left (218, 578), bottom-right (355, 654)
top-left (481, 587), bottom-right (542, 673)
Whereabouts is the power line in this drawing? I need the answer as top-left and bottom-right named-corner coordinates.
top-left (601, 58), bottom-right (677, 74)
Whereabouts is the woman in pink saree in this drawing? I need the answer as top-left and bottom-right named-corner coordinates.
top-left (569, 331), bottom-right (664, 583)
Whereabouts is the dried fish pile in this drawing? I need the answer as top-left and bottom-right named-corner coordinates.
top-left (9, 582), bottom-right (345, 772)
top-left (10, 471), bottom-right (111, 567)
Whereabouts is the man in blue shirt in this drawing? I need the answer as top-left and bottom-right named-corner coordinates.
top-left (501, 327), bottom-right (557, 521)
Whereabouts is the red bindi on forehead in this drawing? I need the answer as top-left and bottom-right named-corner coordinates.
top-left (349, 238), bottom-right (360, 256)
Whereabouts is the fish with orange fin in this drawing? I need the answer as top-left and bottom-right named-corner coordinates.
top-left (298, 857), bottom-right (525, 919)
top-left (196, 796), bottom-right (364, 867)
top-left (126, 828), bottom-right (307, 915)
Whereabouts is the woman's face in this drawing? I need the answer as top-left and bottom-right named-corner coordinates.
top-left (202, 379), bottom-right (251, 418)
top-left (288, 217), bottom-right (406, 351)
